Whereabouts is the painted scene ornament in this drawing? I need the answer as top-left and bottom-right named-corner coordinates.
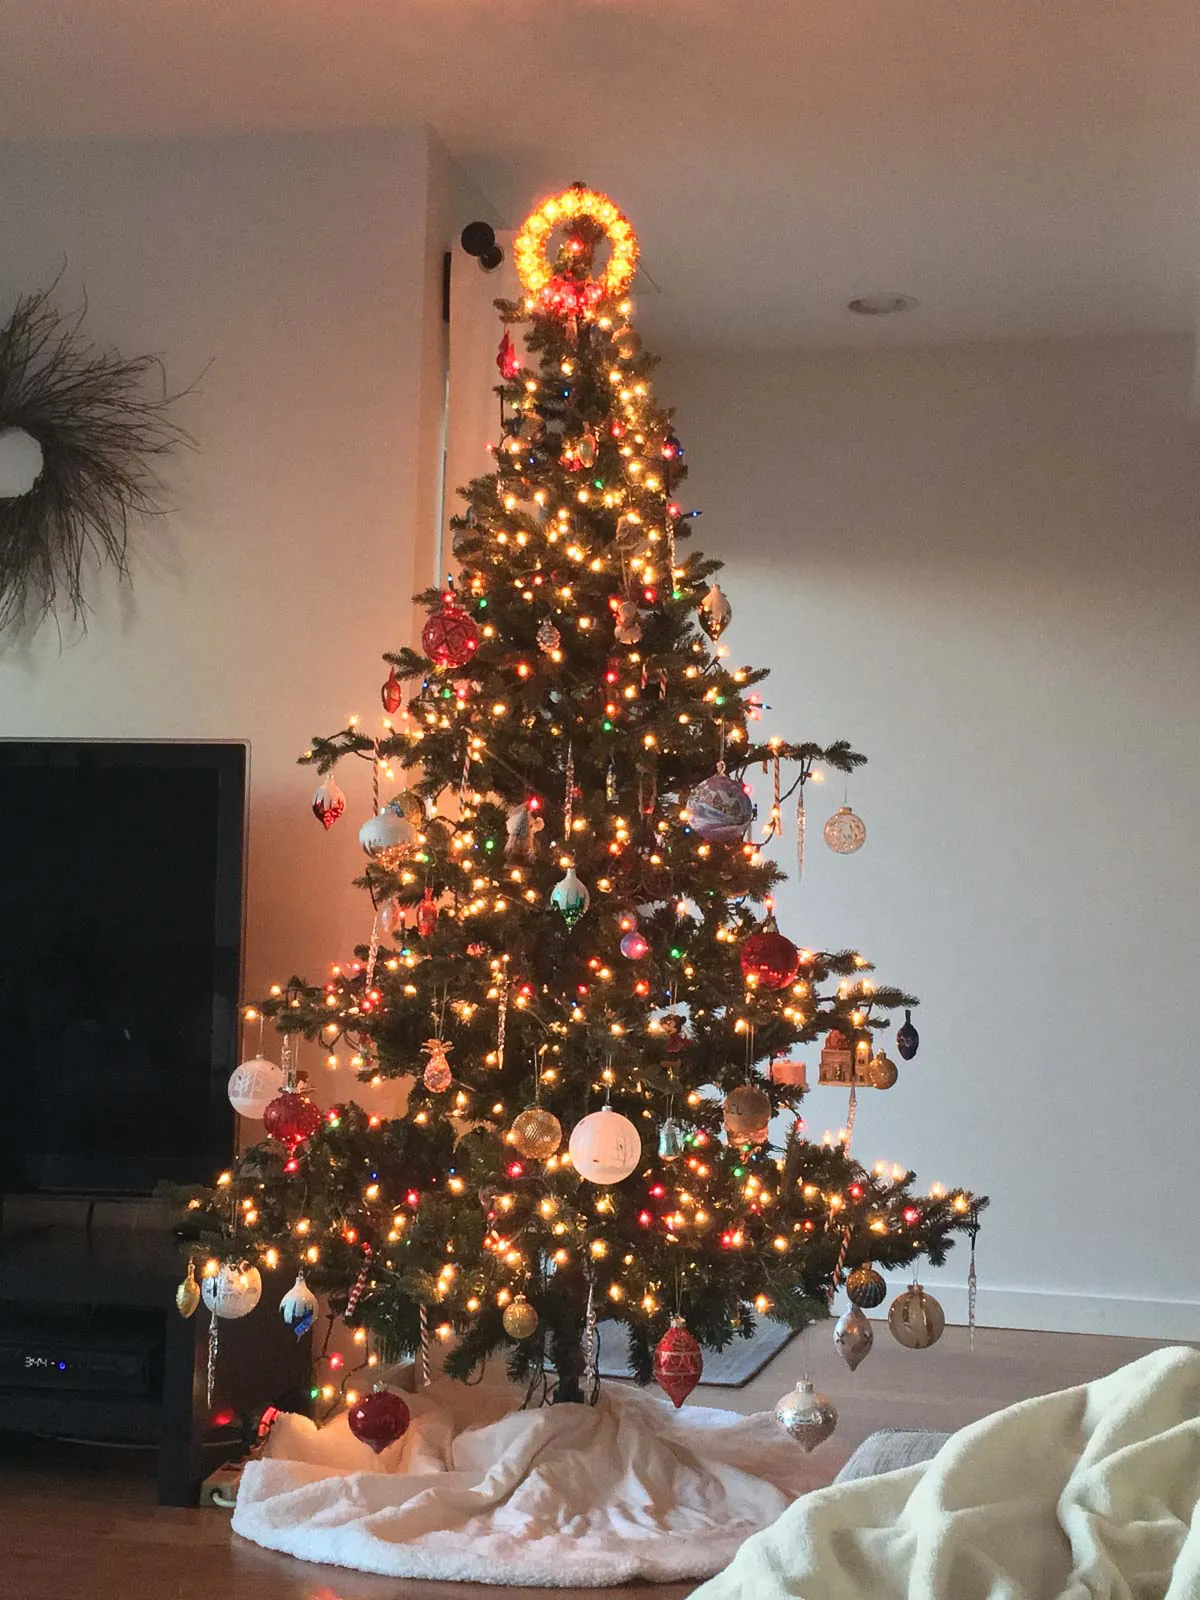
top-left (568, 1107), bottom-right (641, 1184)
top-left (686, 765), bottom-right (754, 844)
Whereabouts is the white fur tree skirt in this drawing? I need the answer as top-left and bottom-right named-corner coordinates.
top-left (232, 1379), bottom-right (832, 1586)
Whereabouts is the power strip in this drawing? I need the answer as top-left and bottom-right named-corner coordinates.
top-left (200, 1458), bottom-right (245, 1509)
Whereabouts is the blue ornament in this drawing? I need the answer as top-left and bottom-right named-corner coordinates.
top-left (279, 1271), bottom-right (318, 1340)
top-left (896, 1009), bottom-right (920, 1061)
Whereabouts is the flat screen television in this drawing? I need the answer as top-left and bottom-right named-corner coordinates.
top-left (0, 740), bottom-right (246, 1195)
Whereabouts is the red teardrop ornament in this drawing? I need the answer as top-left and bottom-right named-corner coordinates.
top-left (653, 1316), bottom-right (703, 1408)
top-left (381, 667), bottom-right (403, 714)
top-left (347, 1389), bottom-right (411, 1455)
top-left (262, 1091), bottom-right (322, 1154)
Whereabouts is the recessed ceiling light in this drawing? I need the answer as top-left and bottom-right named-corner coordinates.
top-left (846, 293), bottom-right (918, 316)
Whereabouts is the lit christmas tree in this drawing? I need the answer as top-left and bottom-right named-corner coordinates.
top-left (189, 186), bottom-right (984, 1422)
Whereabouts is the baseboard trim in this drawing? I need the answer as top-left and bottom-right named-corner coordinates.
top-left (874, 1280), bottom-right (1200, 1342)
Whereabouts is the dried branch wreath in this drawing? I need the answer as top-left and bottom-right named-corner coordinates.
top-left (0, 287), bottom-right (191, 633)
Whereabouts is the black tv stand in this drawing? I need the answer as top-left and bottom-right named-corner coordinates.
top-left (0, 1200), bottom-right (311, 1504)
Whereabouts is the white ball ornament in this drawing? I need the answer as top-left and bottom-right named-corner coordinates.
top-left (0, 426), bottom-right (44, 499)
top-left (358, 803), bottom-right (413, 861)
top-left (279, 1271), bottom-right (318, 1339)
top-left (227, 1057), bottom-right (285, 1119)
top-left (201, 1263), bottom-right (263, 1320)
top-left (568, 1108), bottom-right (642, 1185)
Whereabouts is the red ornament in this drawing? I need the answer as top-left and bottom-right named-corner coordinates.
top-left (653, 1317), bottom-right (703, 1408)
top-left (381, 667), bottom-right (403, 714)
top-left (311, 775), bottom-right (345, 831)
top-left (740, 929), bottom-right (801, 991)
top-left (416, 887), bottom-right (439, 938)
top-left (262, 1091), bottom-right (322, 1154)
top-left (347, 1389), bottom-right (411, 1455)
top-left (496, 331), bottom-right (523, 380)
top-left (422, 598), bottom-right (480, 670)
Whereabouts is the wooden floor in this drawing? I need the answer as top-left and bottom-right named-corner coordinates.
top-left (0, 1325), bottom-right (1188, 1600)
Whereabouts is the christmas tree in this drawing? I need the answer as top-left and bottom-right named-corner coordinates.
top-left (189, 186), bottom-right (984, 1418)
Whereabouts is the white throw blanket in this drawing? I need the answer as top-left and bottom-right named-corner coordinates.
top-left (233, 1377), bottom-right (831, 1586)
top-left (693, 1346), bottom-right (1200, 1600)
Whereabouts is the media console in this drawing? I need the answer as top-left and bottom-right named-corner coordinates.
top-left (0, 1204), bottom-right (311, 1504)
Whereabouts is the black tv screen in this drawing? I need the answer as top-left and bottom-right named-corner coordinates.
top-left (0, 741), bottom-right (246, 1195)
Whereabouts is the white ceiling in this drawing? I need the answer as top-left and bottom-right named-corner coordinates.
top-left (2, 0), bottom-right (1198, 349)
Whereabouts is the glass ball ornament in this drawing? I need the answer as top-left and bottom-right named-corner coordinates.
top-left (551, 866), bottom-right (590, 926)
top-left (279, 1272), bottom-right (318, 1339)
top-left (824, 805), bottom-right (867, 855)
top-left (509, 1106), bottom-right (563, 1162)
top-left (685, 767), bottom-right (754, 844)
top-left (502, 1294), bottom-right (540, 1340)
top-left (723, 1084), bottom-right (772, 1146)
top-left (262, 1090), bottom-right (322, 1153)
top-left (568, 1107), bottom-right (642, 1184)
top-left (834, 1305), bottom-right (874, 1371)
top-left (228, 1056), bottom-right (285, 1120)
top-left (775, 1379), bottom-right (838, 1450)
top-left (740, 929), bottom-right (801, 991)
top-left (619, 928), bottom-right (649, 960)
top-left (422, 598), bottom-right (480, 670)
top-left (202, 1262), bottom-right (263, 1320)
top-left (348, 1388), bottom-right (411, 1455)
top-left (846, 1264), bottom-right (888, 1309)
top-left (358, 801), bottom-right (413, 864)
top-left (653, 1316), bottom-right (703, 1408)
top-left (869, 1050), bottom-right (899, 1089)
top-left (888, 1285), bottom-right (946, 1349)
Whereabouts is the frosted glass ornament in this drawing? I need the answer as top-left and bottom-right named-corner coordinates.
top-left (202, 1263), bottom-right (262, 1320)
top-left (359, 803), bottom-right (413, 861)
top-left (568, 1108), bottom-right (641, 1184)
top-left (279, 1272), bottom-right (318, 1339)
top-left (824, 805), bottom-right (867, 854)
top-left (551, 866), bottom-right (590, 925)
top-left (228, 1057), bottom-right (285, 1119)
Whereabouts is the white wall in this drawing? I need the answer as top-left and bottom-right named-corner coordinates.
top-left (0, 129), bottom-right (449, 1051)
top-left (667, 334), bottom-right (1200, 1338)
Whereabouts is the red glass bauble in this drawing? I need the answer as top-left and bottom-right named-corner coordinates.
top-left (422, 601), bottom-right (480, 671)
top-left (262, 1091), bottom-right (322, 1153)
top-left (347, 1389), bottom-right (411, 1455)
top-left (380, 667), bottom-right (403, 714)
top-left (740, 930), bottom-right (801, 991)
top-left (653, 1317), bottom-right (703, 1408)
top-left (496, 331), bottom-right (523, 380)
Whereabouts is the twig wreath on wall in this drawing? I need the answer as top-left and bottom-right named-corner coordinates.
top-left (0, 286), bottom-right (190, 633)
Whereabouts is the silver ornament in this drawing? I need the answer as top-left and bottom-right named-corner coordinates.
top-left (888, 1285), bottom-right (946, 1349)
top-left (834, 1305), bottom-right (874, 1371)
top-left (775, 1378), bottom-right (838, 1451)
top-left (699, 583), bottom-right (732, 640)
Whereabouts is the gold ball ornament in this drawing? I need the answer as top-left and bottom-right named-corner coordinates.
top-left (845, 1263), bottom-right (888, 1309)
top-left (175, 1261), bottom-right (200, 1319)
top-left (723, 1084), bottom-right (772, 1147)
top-left (509, 1106), bottom-right (563, 1162)
top-left (888, 1285), bottom-right (946, 1349)
top-left (869, 1050), bottom-right (899, 1089)
top-left (824, 805), bottom-right (867, 854)
top-left (502, 1294), bottom-right (540, 1340)
top-left (775, 1379), bottom-right (838, 1451)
